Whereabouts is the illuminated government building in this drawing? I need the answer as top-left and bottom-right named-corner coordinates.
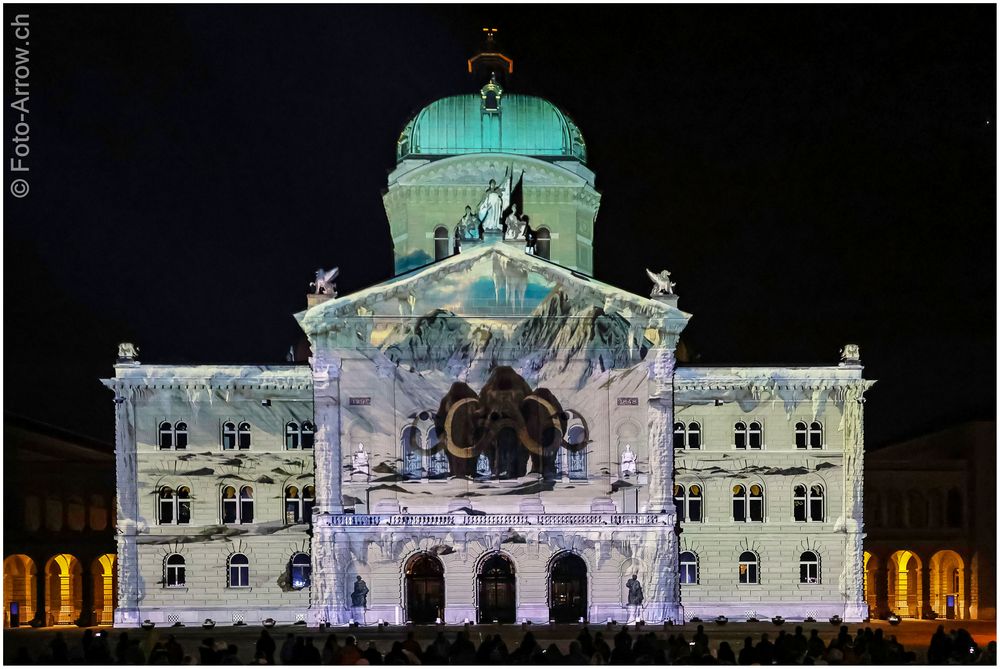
top-left (99, 38), bottom-right (879, 628)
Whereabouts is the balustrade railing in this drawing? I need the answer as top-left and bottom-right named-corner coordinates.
top-left (324, 512), bottom-right (669, 527)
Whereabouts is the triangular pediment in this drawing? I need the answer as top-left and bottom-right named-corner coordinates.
top-left (297, 242), bottom-right (689, 335)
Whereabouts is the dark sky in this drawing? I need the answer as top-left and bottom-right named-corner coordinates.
top-left (4, 5), bottom-right (995, 447)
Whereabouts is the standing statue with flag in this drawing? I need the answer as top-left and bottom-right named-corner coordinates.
top-left (477, 166), bottom-right (512, 233)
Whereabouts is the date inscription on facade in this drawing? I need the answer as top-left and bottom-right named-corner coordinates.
top-left (349, 397), bottom-right (372, 406)
top-left (617, 397), bottom-right (639, 406)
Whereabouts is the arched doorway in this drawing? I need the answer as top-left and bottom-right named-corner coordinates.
top-left (478, 553), bottom-right (516, 624)
top-left (863, 552), bottom-right (879, 617)
top-left (929, 550), bottom-right (965, 620)
top-left (405, 553), bottom-right (444, 624)
top-left (3, 555), bottom-right (37, 627)
top-left (888, 550), bottom-right (922, 618)
top-left (549, 553), bottom-right (587, 623)
top-left (45, 554), bottom-right (83, 626)
top-left (91, 554), bottom-right (116, 626)
top-left (433, 226), bottom-right (449, 261)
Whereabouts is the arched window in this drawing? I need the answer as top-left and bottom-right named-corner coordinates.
top-left (165, 554), bottom-right (186, 588)
top-left (793, 484), bottom-right (824, 522)
top-left (401, 426), bottom-right (423, 480)
top-left (156, 487), bottom-right (191, 526)
top-left (237, 422), bottom-right (252, 450)
top-left (558, 425), bottom-right (588, 480)
top-left (285, 486), bottom-right (302, 523)
top-left (159, 487), bottom-right (176, 524)
top-left (808, 422), bottom-right (823, 448)
top-left (739, 551), bottom-right (760, 584)
top-left (734, 483), bottom-right (764, 522)
top-left (239, 486), bottom-right (254, 523)
top-left (283, 484), bottom-right (315, 524)
top-left (434, 226), bottom-right (449, 261)
top-left (159, 422), bottom-right (173, 449)
top-left (734, 422), bottom-right (748, 449)
top-left (748, 421), bottom-right (762, 449)
top-left (301, 422), bottom-right (315, 449)
top-left (221, 486), bottom-right (238, 524)
top-left (290, 553), bottom-right (311, 589)
top-left (427, 428), bottom-right (449, 478)
top-left (680, 551), bottom-right (699, 585)
top-left (222, 422), bottom-right (237, 450)
top-left (674, 422), bottom-right (701, 449)
top-left (285, 422), bottom-right (300, 450)
top-left (535, 228), bottom-right (551, 260)
top-left (228, 553), bottom-right (250, 588)
top-left (303, 485), bottom-right (315, 521)
top-left (674, 484), bottom-right (703, 522)
top-left (809, 484), bottom-right (824, 521)
top-left (174, 422), bottom-right (188, 449)
top-left (795, 421), bottom-right (808, 448)
top-left (800, 551), bottom-right (820, 584)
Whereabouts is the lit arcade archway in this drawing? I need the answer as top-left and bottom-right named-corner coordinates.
top-left (3, 555), bottom-right (37, 627)
top-left (929, 550), bottom-right (965, 620)
top-left (404, 553), bottom-right (444, 624)
top-left (887, 550), bottom-right (922, 618)
top-left (45, 554), bottom-right (83, 626)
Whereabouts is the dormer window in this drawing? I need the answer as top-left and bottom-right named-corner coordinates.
top-left (481, 74), bottom-right (503, 113)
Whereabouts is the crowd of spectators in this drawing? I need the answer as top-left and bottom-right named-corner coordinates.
top-left (7, 623), bottom-right (996, 665)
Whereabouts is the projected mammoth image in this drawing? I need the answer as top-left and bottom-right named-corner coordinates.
top-left (402, 366), bottom-right (589, 481)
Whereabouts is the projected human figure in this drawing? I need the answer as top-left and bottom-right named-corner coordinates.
top-left (477, 171), bottom-right (510, 232)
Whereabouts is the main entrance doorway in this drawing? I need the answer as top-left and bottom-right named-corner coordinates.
top-left (477, 554), bottom-right (516, 624)
top-left (549, 552), bottom-right (588, 623)
top-left (405, 553), bottom-right (444, 624)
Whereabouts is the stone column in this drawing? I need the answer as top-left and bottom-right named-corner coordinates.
top-left (640, 345), bottom-right (682, 623)
top-left (111, 389), bottom-right (141, 627)
top-left (309, 342), bottom-right (349, 625)
top-left (839, 382), bottom-right (872, 621)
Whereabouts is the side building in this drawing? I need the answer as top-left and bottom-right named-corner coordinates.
top-left (864, 421), bottom-right (996, 621)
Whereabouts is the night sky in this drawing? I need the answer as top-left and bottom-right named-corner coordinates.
top-left (4, 5), bottom-right (995, 448)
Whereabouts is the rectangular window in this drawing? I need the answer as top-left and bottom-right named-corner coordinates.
top-left (240, 500), bottom-right (254, 524)
top-left (733, 498), bottom-right (746, 522)
top-left (800, 562), bottom-right (818, 584)
top-left (159, 499), bottom-right (173, 524)
top-left (680, 563), bottom-right (697, 584)
top-left (230, 565), bottom-right (249, 588)
top-left (178, 500), bottom-right (191, 524)
top-left (794, 498), bottom-right (807, 522)
top-left (166, 566), bottom-right (185, 587)
top-left (689, 497), bottom-right (702, 522)
top-left (809, 497), bottom-right (823, 522)
top-left (222, 499), bottom-right (237, 524)
top-left (740, 563), bottom-right (758, 584)
top-left (749, 498), bottom-right (764, 522)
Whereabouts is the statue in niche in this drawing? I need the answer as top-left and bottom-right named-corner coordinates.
top-left (477, 170), bottom-right (510, 233)
top-left (310, 267), bottom-right (339, 295)
top-left (429, 449), bottom-right (450, 477)
top-left (626, 574), bottom-right (644, 622)
top-left (645, 268), bottom-right (676, 296)
top-left (568, 449), bottom-right (586, 479)
top-left (458, 205), bottom-right (480, 241)
top-left (352, 443), bottom-right (370, 478)
top-left (620, 444), bottom-right (637, 478)
top-left (350, 576), bottom-right (369, 608)
top-left (476, 452), bottom-right (492, 478)
top-left (503, 203), bottom-right (526, 240)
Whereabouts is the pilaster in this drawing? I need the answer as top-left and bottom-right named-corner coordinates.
top-left (111, 387), bottom-right (141, 626)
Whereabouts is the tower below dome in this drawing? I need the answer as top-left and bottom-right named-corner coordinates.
top-left (385, 38), bottom-right (599, 277)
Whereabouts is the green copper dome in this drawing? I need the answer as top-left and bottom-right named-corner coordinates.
top-left (396, 87), bottom-right (587, 164)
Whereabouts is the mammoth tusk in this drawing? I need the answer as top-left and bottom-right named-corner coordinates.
top-left (443, 397), bottom-right (486, 459)
top-left (518, 395), bottom-right (564, 455)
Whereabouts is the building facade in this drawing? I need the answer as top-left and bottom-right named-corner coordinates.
top-left (104, 44), bottom-right (873, 628)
